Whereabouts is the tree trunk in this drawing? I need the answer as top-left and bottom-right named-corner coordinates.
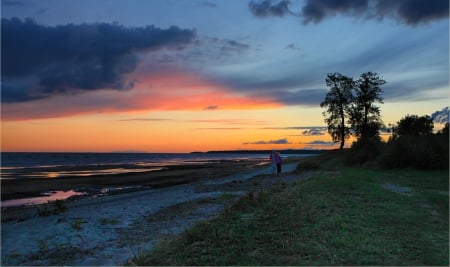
top-left (340, 106), bottom-right (345, 149)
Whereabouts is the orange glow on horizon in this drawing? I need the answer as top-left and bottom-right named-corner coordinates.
top-left (0, 72), bottom-right (353, 153)
top-left (1, 72), bottom-right (281, 121)
top-left (1, 107), bottom-right (337, 153)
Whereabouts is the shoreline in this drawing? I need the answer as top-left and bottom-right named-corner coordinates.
top-left (1, 157), bottom-right (311, 266)
top-left (1, 158), bottom-right (267, 203)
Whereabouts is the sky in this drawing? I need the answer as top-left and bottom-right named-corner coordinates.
top-left (1, 0), bottom-right (449, 153)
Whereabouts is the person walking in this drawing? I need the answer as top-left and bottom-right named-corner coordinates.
top-left (269, 150), bottom-right (277, 175)
top-left (275, 151), bottom-right (282, 175)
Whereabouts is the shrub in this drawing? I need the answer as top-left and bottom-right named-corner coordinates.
top-left (295, 160), bottom-right (319, 172)
top-left (345, 138), bottom-right (383, 166)
top-left (379, 135), bottom-right (449, 169)
top-left (37, 199), bottom-right (67, 216)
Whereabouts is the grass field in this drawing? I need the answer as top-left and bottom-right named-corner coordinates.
top-left (127, 153), bottom-right (449, 266)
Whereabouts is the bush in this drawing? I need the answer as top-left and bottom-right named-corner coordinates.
top-left (295, 160), bottom-right (320, 172)
top-left (379, 135), bottom-right (449, 169)
top-left (37, 199), bottom-right (67, 216)
top-left (345, 138), bottom-right (383, 166)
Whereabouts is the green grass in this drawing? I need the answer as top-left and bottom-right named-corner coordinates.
top-left (127, 155), bottom-right (449, 266)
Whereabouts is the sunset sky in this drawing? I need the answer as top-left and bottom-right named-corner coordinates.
top-left (1, 0), bottom-right (449, 152)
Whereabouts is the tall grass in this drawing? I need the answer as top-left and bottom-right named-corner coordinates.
top-left (127, 153), bottom-right (449, 266)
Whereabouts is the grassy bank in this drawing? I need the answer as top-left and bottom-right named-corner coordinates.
top-left (127, 153), bottom-right (449, 266)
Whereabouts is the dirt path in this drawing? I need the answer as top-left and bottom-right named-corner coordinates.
top-left (2, 162), bottom-right (310, 266)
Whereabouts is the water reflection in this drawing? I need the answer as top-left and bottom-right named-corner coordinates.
top-left (1, 190), bottom-right (86, 208)
top-left (1, 166), bottom-right (165, 179)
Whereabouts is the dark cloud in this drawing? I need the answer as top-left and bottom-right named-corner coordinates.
top-left (285, 43), bottom-right (300, 51)
top-left (374, 0), bottom-right (449, 25)
top-left (301, 140), bottom-right (337, 147)
top-left (301, 128), bottom-right (326, 136)
top-left (1, 18), bottom-right (196, 102)
top-left (249, 0), bottom-right (449, 25)
top-left (203, 105), bottom-right (219, 111)
top-left (262, 126), bottom-right (324, 130)
top-left (244, 138), bottom-right (290, 145)
top-left (248, 0), bottom-right (293, 18)
top-left (221, 40), bottom-right (250, 53)
top-left (301, 0), bottom-right (368, 24)
top-left (302, 0), bottom-right (449, 25)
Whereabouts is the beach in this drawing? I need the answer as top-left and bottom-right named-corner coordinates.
top-left (1, 158), bottom-right (267, 201)
top-left (1, 157), bottom-right (312, 266)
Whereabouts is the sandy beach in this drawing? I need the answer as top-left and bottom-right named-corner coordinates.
top-left (1, 157), bottom-right (313, 266)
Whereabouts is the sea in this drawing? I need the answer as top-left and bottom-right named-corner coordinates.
top-left (0, 152), bottom-right (277, 180)
top-left (0, 151), bottom-right (314, 208)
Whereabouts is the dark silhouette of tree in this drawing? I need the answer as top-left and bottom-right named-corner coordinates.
top-left (350, 72), bottom-right (386, 142)
top-left (391, 114), bottom-right (434, 140)
top-left (320, 73), bottom-right (354, 149)
top-left (439, 122), bottom-right (449, 135)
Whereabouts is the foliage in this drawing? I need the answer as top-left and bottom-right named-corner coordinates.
top-left (346, 138), bottom-right (384, 166)
top-left (439, 122), bottom-right (449, 134)
top-left (320, 71), bottom-right (385, 149)
top-left (295, 159), bottom-right (320, 172)
top-left (380, 133), bottom-right (449, 169)
top-left (349, 72), bottom-right (385, 142)
top-left (362, 113), bottom-right (449, 170)
top-left (391, 114), bottom-right (434, 140)
top-left (38, 199), bottom-right (67, 216)
top-left (345, 121), bottom-right (448, 170)
top-left (320, 73), bottom-right (354, 149)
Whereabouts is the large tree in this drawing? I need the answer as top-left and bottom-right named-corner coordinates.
top-left (391, 114), bottom-right (434, 140)
top-left (350, 72), bottom-right (386, 142)
top-left (320, 73), bottom-right (354, 149)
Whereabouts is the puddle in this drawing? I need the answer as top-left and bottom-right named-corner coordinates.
top-left (1, 190), bottom-right (86, 208)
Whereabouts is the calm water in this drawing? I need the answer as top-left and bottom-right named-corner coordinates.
top-left (1, 152), bottom-right (314, 208)
top-left (0, 152), bottom-right (274, 179)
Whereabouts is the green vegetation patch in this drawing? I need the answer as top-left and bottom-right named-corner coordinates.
top-left (128, 167), bottom-right (448, 266)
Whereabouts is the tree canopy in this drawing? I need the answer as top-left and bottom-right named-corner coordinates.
top-left (391, 114), bottom-right (434, 140)
top-left (320, 73), bottom-right (354, 149)
top-left (350, 72), bottom-right (385, 142)
top-left (320, 71), bottom-right (385, 149)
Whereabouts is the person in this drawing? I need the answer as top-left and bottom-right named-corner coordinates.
top-left (269, 150), bottom-right (277, 175)
top-left (275, 151), bottom-right (282, 175)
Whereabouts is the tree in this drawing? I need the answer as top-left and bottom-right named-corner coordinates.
top-left (350, 72), bottom-right (386, 142)
top-left (320, 73), bottom-right (354, 149)
top-left (391, 114), bottom-right (434, 140)
top-left (439, 122), bottom-right (449, 135)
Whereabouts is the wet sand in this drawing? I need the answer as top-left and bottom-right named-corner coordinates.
top-left (1, 159), bottom-right (265, 201)
top-left (1, 157), bottom-right (313, 266)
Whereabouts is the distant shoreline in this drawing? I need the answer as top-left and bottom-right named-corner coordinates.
top-left (2, 149), bottom-right (327, 154)
top-left (190, 149), bottom-right (326, 154)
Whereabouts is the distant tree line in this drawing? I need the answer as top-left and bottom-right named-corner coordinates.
top-left (320, 72), bottom-right (449, 169)
top-left (381, 116), bottom-right (449, 169)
